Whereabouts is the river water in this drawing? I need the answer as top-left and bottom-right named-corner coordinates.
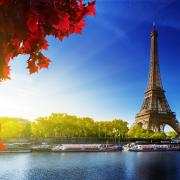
top-left (0, 152), bottom-right (179, 180)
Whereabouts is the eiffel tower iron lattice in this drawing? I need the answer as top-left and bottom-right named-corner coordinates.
top-left (134, 27), bottom-right (180, 136)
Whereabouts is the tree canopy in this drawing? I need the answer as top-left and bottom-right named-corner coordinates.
top-left (0, 113), bottom-right (129, 140)
top-left (0, 117), bottom-right (31, 138)
top-left (128, 124), bottom-right (176, 139)
top-left (31, 113), bottom-right (129, 139)
top-left (0, 114), bottom-right (176, 140)
top-left (128, 124), bottom-right (153, 139)
top-left (0, 0), bottom-right (96, 80)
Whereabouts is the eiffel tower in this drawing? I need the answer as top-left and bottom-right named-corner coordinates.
top-left (134, 26), bottom-right (180, 136)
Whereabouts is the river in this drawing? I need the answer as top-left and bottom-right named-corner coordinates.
top-left (0, 152), bottom-right (180, 180)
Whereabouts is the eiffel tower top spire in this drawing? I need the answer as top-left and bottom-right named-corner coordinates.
top-left (146, 25), bottom-right (163, 91)
top-left (153, 22), bottom-right (156, 30)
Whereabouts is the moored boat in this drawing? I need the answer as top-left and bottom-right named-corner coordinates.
top-left (52, 144), bottom-right (100, 152)
top-left (51, 144), bottom-right (122, 152)
top-left (31, 144), bottom-right (52, 152)
top-left (0, 143), bottom-right (6, 151)
top-left (128, 143), bottom-right (180, 152)
top-left (0, 143), bottom-right (31, 153)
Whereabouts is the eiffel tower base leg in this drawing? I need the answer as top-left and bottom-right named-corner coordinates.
top-left (135, 113), bottom-right (180, 138)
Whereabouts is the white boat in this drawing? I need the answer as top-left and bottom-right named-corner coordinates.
top-left (31, 145), bottom-right (52, 151)
top-left (129, 144), bottom-right (180, 152)
top-left (52, 144), bottom-right (100, 152)
top-left (51, 144), bottom-right (122, 152)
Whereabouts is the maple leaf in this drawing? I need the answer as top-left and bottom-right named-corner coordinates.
top-left (0, 0), bottom-right (5, 6)
top-left (27, 57), bottom-right (39, 74)
top-left (87, 2), bottom-right (96, 16)
top-left (74, 20), bottom-right (86, 34)
top-left (37, 53), bottom-right (51, 69)
top-left (53, 17), bottom-right (70, 31)
top-left (27, 14), bottom-right (39, 33)
top-left (0, 0), bottom-right (96, 81)
top-left (3, 65), bottom-right (11, 79)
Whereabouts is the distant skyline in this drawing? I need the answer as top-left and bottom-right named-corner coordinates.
top-left (0, 0), bottom-right (180, 126)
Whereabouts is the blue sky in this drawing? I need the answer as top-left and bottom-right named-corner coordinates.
top-left (0, 0), bottom-right (180, 125)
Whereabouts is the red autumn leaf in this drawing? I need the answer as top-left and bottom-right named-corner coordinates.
top-left (74, 20), bottom-right (86, 34)
top-left (27, 14), bottom-right (39, 33)
top-left (87, 2), bottom-right (96, 16)
top-left (0, 0), bottom-right (96, 81)
top-left (0, 0), bottom-right (5, 6)
top-left (3, 65), bottom-right (11, 79)
top-left (53, 17), bottom-right (70, 31)
top-left (40, 39), bottom-right (48, 50)
top-left (27, 57), bottom-right (39, 74)
top-left (37, 53), bottom-right (51, 69)
top-left (11, 39), bottom-right (20, 47)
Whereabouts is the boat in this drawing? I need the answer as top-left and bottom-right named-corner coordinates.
top-left (0, 143), bottom-right (31, 153)
top-left (171, 138), bottom-right (180, 144)
top-left (0, 143), bottom-right (6, 151)
top-left (99, 144), bottom-right (122, 151)
top-left (51, 144), bottom-right (122, 152)
top-left (31, 144), bottom-right (52, 152)
top-left (52, 144), bottom-right (100, 152)
top-left (128, 143), bottom-right (180, 152)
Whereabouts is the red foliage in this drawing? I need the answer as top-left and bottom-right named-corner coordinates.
top-left (0, 0), bottom-right (96, 80)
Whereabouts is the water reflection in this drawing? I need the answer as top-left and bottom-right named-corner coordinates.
top-left (0, 152), bottom-right (179, 180)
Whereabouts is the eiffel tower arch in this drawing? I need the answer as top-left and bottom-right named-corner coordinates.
top-left (134, 27), bottom-right (180, 136)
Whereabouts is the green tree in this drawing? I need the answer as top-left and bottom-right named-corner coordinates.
top-left (0, 113), bottom-right (129, 140)
top-left (0, 117), bottom-right (31, 139)
top-left (166, 131), bottom-right (177, 138)
top-left (128, 124), bottom-right (153, 138)
top-left (150, 132), bottom-right (167, 139)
